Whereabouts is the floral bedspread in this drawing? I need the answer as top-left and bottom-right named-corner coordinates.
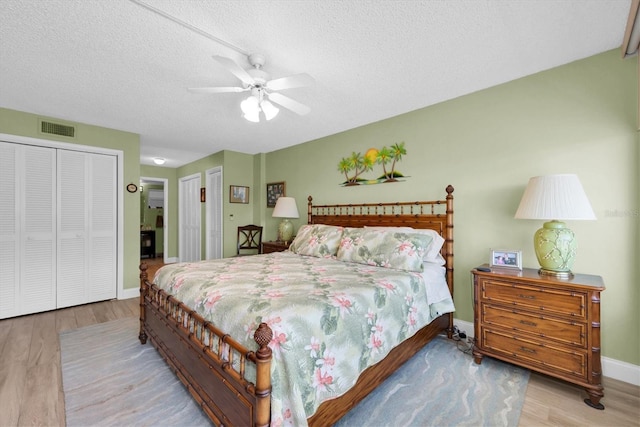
top-left (153, 251), bottom-right (454, 427)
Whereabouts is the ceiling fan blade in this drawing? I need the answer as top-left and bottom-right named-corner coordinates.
top-left (188, 86), bottom-right (248, 94)
top-left (266, 73), bottom-right (315, 91)
top-left (268, 92), bottom-right (311, 116)
top-left (212, 55), bottom-right (255, 86)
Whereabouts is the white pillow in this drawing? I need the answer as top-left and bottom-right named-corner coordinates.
top-left (365, 226), bottom-right (445, 265)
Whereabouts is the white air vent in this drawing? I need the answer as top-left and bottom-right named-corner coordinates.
top-left (40, 120), bottom-right (75, 138)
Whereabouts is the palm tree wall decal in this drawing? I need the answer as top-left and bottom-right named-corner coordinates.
top-left (337, 142), bottom-right (407, 186)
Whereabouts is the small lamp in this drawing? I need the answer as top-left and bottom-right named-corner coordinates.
top-left (272, 196), bottom-right (299, 243)
top-left (515, 174), bottom-right (596, 278)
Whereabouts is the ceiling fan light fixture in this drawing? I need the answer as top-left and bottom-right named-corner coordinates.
top-left (192, 54), bottom-right (313, 121)
top-left (240, 95), bottom-right (259, 115)
top-left (261, 99), bottom-right (279, 121)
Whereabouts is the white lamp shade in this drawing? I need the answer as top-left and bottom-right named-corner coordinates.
top-left (261, 99), bottom-right (279, 121)
top-left (272, 197), bottom-right (299, 218)
top-left (243, 111), bottom-right (260, 122)
top-left (241, 95), bottom-right (259, 115)
top-left (515, 174), bottom-right (596, 220)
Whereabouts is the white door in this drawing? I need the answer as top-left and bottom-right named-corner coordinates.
top-left (56, 150), bottom-right (87, 307)
top-left (21, 145), bottom-right (57, 315)
top-left (57, 150), bottom-right (116, 308)
top-left (205, 166), bottom-right (223, 260)
top-left (179, 173), bottom-right (201, 262)
top-left (87, 153), bottom-right (117, 301)
top-left (0, 143), bottom-right (57, 318)
top-left (0, 142), bottom-right (19, 317)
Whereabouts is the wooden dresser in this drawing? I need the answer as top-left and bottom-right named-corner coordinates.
top-left (472, 265), bottom-right (605, 409)
top-left (261, 240), bottom-right (291, 254)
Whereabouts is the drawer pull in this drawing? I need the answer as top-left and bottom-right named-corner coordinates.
top-left (519, 346), bottom-right (537, 354)
top-left (519, 320), bottom-right (537, 327)
top-left (518, 294), bottom-right (536, 300)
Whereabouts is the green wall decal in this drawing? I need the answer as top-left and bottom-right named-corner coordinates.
top-left (338, 142), bottom-right (407, 186)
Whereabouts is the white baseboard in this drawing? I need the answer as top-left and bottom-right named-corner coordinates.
top-left (601, 355), bottom-right (640, 386)
top-left (119, 287), bottom-right (139, 300)
top-left (453, 317), bottom-right (640, 387)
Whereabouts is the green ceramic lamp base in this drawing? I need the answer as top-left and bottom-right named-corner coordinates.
top-left (278, 219), bottom-right (294, 243)
top-left (533, 220), bottom-right (576, 278)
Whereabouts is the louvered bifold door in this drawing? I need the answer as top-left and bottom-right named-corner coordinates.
top-left (0, 142), bottom-right (20, 318)
top-left (57, 151), bottom-right (116, 308)
top-left (21, 145), bottom-right (57, 315)
top-left (87, 153), bottom-right (117, 301)
top-left (2, 142), bottom-right (58, 318)
top-left (56, 151), bottom-right (88, 307)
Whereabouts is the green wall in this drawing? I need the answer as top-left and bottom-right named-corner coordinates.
top-left (264, 49), bottom-right (639, 365)
top-left (0, 108), bottom-right (141, 291)
top-left (175, 150), bottom-right (258, 257)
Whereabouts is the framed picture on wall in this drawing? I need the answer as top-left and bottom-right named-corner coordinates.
top-left (266, 181), bottom-right (285, 207)
top-left (229, 185), bottom-right (249, 204)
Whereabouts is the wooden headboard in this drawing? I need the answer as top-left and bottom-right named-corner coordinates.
top-left (307, 185), bottom-right (455, 299)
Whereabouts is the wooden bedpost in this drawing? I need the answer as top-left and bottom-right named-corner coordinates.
top-left (138, 262), bottom-right (148, 344)
top-left (254, 323), bottom-right (273, 427)
top-left (445, 185), bottom-right (454, 339)
top-left (308, 195), bottom-right (313, 224)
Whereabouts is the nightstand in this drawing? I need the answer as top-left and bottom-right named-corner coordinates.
top-left (140, 230), bottom-right (156, 259)
top-left (261, 241), bottom-right (291, 254)
top-left (472, 265), bottom-right (605, 409)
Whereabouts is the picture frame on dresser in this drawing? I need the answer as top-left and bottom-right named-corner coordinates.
top-left (489, 249), bottom-right (522, 270)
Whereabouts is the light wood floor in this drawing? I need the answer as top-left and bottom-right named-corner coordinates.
top-left (0, 271), bottom-right (638, 426)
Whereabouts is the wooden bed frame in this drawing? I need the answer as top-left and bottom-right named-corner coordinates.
top-left (138, 185), bottom-right (454, 427)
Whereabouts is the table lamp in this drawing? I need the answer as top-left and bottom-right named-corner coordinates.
top-left (515, 174), bottom-right (596, 278)
top-left (272, 197), bottom-right (299, 243)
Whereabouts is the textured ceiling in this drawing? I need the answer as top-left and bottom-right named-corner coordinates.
top-left (0, 0), bottom-right (632, 166)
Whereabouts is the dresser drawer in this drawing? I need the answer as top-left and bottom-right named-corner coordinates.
top-left (480, 278), bottom-right (586, 318)
top-left (481, 328), bottom-right (587, 380)
top-left (482, 304), bottom-right (586, 348)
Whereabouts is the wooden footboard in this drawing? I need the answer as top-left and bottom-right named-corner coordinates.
top-left (139, 264), bottom-right (273, 427)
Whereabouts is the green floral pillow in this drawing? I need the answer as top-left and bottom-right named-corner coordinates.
top-left (365, 226), bottom-right (445, 265)
top-left (289, 224), bottom-right (344, 257)
top-left (336, 228), bottom-right (433, 272)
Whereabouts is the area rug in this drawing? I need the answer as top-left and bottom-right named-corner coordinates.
top-left (60, 318), bottom-right (529, 426)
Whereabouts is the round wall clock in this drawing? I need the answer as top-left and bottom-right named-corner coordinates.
top-left (126, 183), bottom-right (138, 193)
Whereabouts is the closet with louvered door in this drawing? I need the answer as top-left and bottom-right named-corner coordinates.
top-left (0, 141), bottom-right (117, 319)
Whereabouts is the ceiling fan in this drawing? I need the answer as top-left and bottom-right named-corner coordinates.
top-left (189, 53), bottom-right (314, 122)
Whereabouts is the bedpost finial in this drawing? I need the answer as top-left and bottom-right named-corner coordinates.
top-left (308, 195), bottom-right (313, 204)
top-left (446, 185), bottom-right (454, 195)
top-left (139, 262), bottom-right (148, 281)
top-left (254, 323), bottom-right (273, 358)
